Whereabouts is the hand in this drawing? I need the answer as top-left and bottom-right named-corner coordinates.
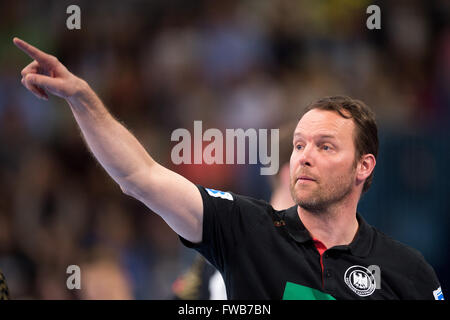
top-left (13, 37), bottom-right (86, 100)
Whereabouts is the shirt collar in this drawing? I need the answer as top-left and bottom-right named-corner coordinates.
top-left (284, 205), bottom-right (311, 243)
top-left (283, 205), bottom-right (373, 258)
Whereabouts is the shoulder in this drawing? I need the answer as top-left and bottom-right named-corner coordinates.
top-left (370, 227), bottom-right (442, 299)
top-left (235, 193), bottom-right (274, 211)
top-left (372, 227), bottom-right (427, 265)
top-left (199, 185), bottom-right (275, 214)
top-left (370, 227), bottom-right (438, 282)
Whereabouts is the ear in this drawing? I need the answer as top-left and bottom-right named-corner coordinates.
top-left (356, 154), bottom-right (376, 184)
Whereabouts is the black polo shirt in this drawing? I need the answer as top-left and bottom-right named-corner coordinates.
top-left (180, 186), bottom-right (444, 300)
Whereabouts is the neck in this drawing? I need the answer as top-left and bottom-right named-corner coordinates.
top-left (297, 193), bottom-right (359, 249)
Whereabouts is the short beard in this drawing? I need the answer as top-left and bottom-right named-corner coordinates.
top-left (290, 168), bottom-right (356, 215)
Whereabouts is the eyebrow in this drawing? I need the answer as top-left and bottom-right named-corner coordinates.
top-left (293, 132), bottom-right (338, 140)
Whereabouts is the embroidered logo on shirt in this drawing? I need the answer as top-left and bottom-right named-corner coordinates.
top-left (433, 287), bottom-right (444, 300)
top-left (344, 265), bottom-right (377, 297)
top-left (205, 188), bottom-right (233, 201)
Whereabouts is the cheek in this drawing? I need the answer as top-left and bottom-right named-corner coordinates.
top-left (326, 158), bottom-right (355, 180)
top-left (318, 157), bottom-right (351, 179)
top-left (289, 156), bottom-right (296, 177)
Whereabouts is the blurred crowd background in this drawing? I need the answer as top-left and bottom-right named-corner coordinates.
top-left (0, 0), bottom-right (449, 299)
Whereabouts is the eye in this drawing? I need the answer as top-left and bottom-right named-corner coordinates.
top-left (322, 145), bottom-right (332, 151)
top-left (295, 144), bottom-right (303, 150)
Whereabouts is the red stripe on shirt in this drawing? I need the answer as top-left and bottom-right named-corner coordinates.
top-left (313, 238), bottom-right (327, 287)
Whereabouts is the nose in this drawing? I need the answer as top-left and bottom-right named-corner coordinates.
top-left (298, 144), bottom-right (314, 167)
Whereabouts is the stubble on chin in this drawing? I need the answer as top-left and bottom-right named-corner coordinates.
top-left (290, 175), bottom-right (354, 214)
top-left (291, 183), bottom-right (326, 214)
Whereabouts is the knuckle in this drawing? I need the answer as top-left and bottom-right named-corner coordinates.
top-left (21, 67), bottom-right (31, 76)
top-left (25, 74), bottom-right (34, 83)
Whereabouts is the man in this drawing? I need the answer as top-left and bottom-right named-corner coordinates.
top-left (14, 38), bottom-right (443, 299)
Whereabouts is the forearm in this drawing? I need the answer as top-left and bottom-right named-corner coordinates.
top-left (15, 37), bottom-right (204, 242)
top-left (66, 84), bottom-right (203, 241)
top-left (66, 81), bottom-right (155, 190)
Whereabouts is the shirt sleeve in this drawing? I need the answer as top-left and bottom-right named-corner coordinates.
top-left (410, 256), bottom-right (444, 300)
top-left (179, 185), bottom-right (242, 274)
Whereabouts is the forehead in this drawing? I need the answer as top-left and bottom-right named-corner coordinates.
top-left (294, 109), bottom-right (355, 141)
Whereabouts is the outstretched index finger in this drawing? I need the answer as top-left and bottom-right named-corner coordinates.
top-left (13, 37), bottom-right (55, 64)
